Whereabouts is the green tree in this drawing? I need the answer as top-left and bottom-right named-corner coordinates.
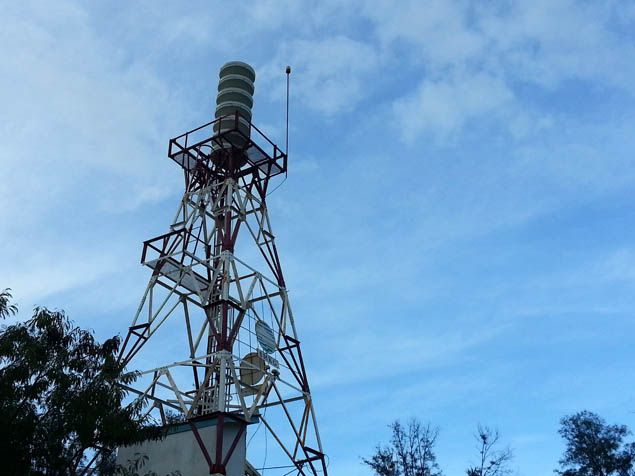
top-left (465, 425), bottom-right (512, 476)
top-left (556, 410), bottom-right (635, 476)
top-left (0, 290), bottom-right (162, 475)
top-left (363, 419), bottom-right (443, 476)
top-left (0, 288), bottom-right (17, 319)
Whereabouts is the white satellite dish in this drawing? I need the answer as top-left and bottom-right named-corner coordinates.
top-left (255, 320), bottom-right (276, 354)
top-left (240, 352), bottom-right (265, 386)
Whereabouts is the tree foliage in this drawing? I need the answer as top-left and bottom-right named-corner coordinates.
top-left (465, 425), bottom-right (513, 476)
top-left (363, 419), bottom-right (443, 476)
top-left (0, 288), bottom-right (18, 319)
top-left (556, 410), bottom-right (635, 476)
top-left (0, 293), bottom-right (162, 475)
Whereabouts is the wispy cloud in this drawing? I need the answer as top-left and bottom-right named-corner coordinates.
top-left (356, 0), bottom-right (635, 141)
top-left (309, 321), bottom-right (510, 389)
top-left (0, 0), bottom-right (184, 229)
top-left (394, 69), bottom-right (515, 141)
top-left (260, 36), bottom-right (380, 115)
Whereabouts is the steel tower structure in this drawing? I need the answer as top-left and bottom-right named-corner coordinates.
top-left (117, 62), bottom-right (327, 476)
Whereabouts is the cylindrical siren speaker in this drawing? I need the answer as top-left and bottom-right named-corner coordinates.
top-left (213, 61), bottom-right (256, 150)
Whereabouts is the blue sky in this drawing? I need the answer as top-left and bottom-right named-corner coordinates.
top-left (2, 1), bottom-right (635, 474)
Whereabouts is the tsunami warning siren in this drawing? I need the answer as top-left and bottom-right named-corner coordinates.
top-left (114, 61), bottom-right (327, 476)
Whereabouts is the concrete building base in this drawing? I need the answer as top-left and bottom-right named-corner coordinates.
top-left (117, 416), bottom-right (247, 476)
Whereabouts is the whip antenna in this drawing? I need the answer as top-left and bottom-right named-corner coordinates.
top-left (285, 65), bottom-right (291, 157)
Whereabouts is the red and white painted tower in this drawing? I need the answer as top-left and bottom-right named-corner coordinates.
top-left (117, 62), bottom-right (327, 476)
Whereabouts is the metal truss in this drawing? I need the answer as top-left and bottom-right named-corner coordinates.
top-left (118, 114), bottom-right (327, 476)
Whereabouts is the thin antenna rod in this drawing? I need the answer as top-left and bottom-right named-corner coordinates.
top-left (285, 65), bottom-right (291, 156)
